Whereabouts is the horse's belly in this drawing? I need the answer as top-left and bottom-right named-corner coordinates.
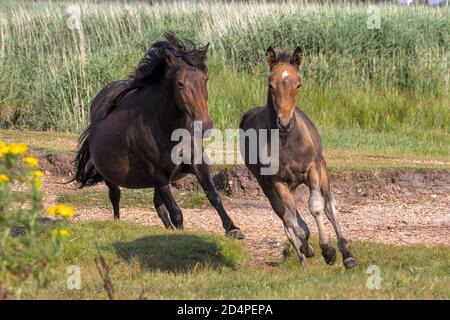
top-left (89, 122), bottom-right (159, 189)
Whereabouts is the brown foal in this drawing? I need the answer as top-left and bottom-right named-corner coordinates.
top-left (240, 47), bottom-right (357, 268)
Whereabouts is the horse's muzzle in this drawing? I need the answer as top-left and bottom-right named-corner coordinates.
top-left (203, 118), bottom-right (213, 132)
top-left (277, 116), bottom-right (294, 133)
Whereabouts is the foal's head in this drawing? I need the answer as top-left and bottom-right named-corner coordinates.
top-left (266, 46), bottom-right (304, 132)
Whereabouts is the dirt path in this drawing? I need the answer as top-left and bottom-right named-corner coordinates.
top-left (41, 170), bottom-right (450, 267)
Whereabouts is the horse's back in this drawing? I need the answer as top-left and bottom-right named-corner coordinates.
top-left (90, 80), bottom-right (131, 123)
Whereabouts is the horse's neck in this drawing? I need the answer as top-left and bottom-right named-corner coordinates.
top-left (265, 89), bottom-right (278, 129)
top-left (150, 83), bottom-right (187, 133)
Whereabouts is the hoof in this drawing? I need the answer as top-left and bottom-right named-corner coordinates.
top-left (299, 255), bottom-right (308, 269)
top-left (322, 247), bottom-right (337, 265)
top-left (300, 243), bottom-right (315, 258)
top-left (344, 257), bottom-right (358, 269)
top-left (226, 229), bottom-right (245, 240)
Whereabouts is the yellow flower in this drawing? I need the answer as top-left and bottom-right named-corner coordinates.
top-left (23, 157), bottom-right (39, 168)
top-left (32, 170), bottom-right (44, 178)
top-left (58, 205), bottom-right (75, 218)
top-left (0, 174), bottom-right (9, 183)
top-left (59, 229), bottom-right (70, 237)
top-left (34, 180), bottom-right (43, 188)
top-left (50, 228), bottom-right (70, 238)
top-left (47, 204), bottom-right (75, 218)
top-left (7, 143), bottom-right (28, 156)
top-left (0, 141), bottom-right (8, 158)
top-left (31, 170), bottom-right (44, 188)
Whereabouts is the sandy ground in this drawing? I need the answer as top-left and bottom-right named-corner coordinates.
top-left (41, 173), bottom-right (450, 267)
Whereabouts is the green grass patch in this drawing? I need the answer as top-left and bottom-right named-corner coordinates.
top-left (13, 221), bottom-right (450, 299)
top-left (57, 188), bottom-right (207, 210)
top-left (0, 2), bottom-right (448, 139)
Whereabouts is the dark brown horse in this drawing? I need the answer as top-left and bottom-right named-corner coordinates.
top-left (240, 47), bottom-right (357, 268)
top-left (73, 33), bottom-right (244, 239)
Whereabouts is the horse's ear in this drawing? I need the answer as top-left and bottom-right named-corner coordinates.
top-left (164, 49), bottom-right (178, 66)
top-left (198, 43), bottom-right (210, 61)
top-left (266, 46), bottom-right (278, 70)
top-left (291, 46), bottom-right (304, 69)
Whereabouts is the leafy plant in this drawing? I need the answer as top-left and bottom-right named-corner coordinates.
top-left (0, 139), bottom-right (74, 299)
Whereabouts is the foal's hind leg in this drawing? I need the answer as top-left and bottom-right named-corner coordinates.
top-left (258, 178), bottom-right (313, 267)
top-left (320, 160), bottom-right (358, 269)
top-left (153, 190), bottom-right (175, 229)
top-left (307, 168), bottom-right (336, 265)
top-left (105, 180), bottom-right (121, 219)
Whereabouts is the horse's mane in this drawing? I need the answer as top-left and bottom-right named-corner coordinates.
top-left (273, 48), bottom-right (293, 64)
top-left (130, 32), bottom-right (208, 88)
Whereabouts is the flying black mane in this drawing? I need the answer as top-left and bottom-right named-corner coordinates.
top-left (130, 32), bottom-right (208, 88)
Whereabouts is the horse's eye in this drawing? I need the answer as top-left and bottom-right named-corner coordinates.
top-left (177, 81), bottom-right (184, 89)
top-left (296, 83), bottom-right (301, 90)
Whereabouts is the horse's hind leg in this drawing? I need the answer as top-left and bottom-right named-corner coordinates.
top-left (153, 190), bottom-right (175, 229)
top-left (320, 160), bottom-right (358, 269)
top-left (105, 180), bottom-right (121, 219)
top-left (155, 185), bottom-right (184, 229)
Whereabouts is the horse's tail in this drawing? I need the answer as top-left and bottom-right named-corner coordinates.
top-left (71, 125), bottom-right (104, 188)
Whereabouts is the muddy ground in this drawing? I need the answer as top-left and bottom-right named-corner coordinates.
top-left (34, 150), bottom-right (450, 266)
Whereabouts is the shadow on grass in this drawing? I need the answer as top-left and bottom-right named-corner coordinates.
top-left (113, 234), bottom-right (235, 273)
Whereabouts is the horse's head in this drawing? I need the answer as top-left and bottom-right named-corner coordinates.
top-left (166, 44), bottom-right (212, 133)
top-left (266, 46), bottom-right (304, 132)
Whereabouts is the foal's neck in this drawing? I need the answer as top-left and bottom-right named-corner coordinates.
top-left (266, 88), bottom-right (278, 129)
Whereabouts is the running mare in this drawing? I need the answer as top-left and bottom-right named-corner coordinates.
top-left (73, 33), bottom-right (244, 239)
top-left (240, 47), bottom-right (357, 268)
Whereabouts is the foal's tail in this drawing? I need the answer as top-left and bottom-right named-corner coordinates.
top-left (71, 126), bottom-right (104, 188)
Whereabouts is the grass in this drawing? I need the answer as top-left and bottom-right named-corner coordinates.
top-left (57, 188), bottom-right (208, 209)
top-left (12, 220), bottom-right (450, 299)
top-left (0, 1), bottom-right (448, 148)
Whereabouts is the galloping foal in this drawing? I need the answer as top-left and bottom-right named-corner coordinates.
top-left (240, 47), bottom-right (358, 268)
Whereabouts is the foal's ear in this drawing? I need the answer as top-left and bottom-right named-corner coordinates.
top-left (291, 46), bottom-right (304, 69)
top-left (266, 46), bottom-right (278, 70)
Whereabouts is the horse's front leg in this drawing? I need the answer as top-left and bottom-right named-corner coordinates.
top-left (155, 185), bottom-right (184, 229)
top-left (193, 164), bottom-right (245, 239)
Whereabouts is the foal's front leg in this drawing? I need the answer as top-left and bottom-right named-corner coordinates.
top-left (194, 163), bottom-right (244, 239)
top-left (258, 178), bottom-right (313, 268)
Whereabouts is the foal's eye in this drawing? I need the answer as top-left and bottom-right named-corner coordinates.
top-left (296, 83), bottom-right (301, 90)
top-left (177, 81), bottom-right (184, 89)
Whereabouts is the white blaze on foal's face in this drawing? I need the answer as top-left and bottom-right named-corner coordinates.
top-left (268, 63), bottom-right (302, 127)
